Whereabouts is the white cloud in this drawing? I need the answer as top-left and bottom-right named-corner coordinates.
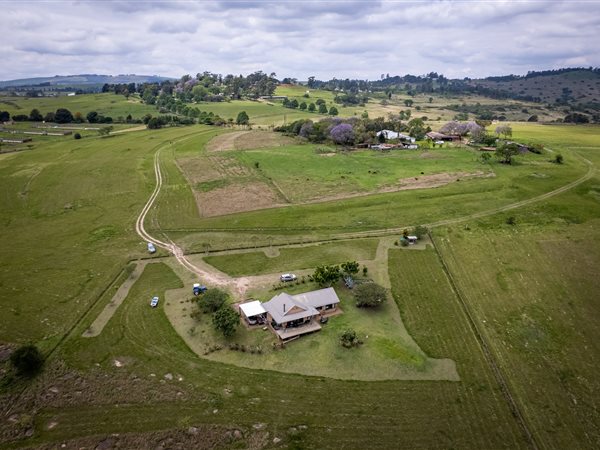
top-left (0, 0), bottom-right (599, 81)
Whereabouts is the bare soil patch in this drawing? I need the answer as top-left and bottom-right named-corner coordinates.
top-left (195, 181), bottom-right (282, 217)
top-left (206, 130), bottom-right (295, 152)
top-left (175, 157), bottom-right (222, 184)
top-left (393, 171), bottom-right (494, 190)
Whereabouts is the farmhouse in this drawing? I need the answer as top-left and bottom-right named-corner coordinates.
top-left (426, 131), bottom-right (460, 142)
top-left (262, 287), bottom-right (340, 340)
top-left (376, 130), bottom-right (416, 143)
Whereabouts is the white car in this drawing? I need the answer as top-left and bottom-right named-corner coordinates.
top-left (150, 296), bottom-right (159, 308)
top-left (147, 242), bottom-right (156, 253)
top-left (280, 273), bottom-right (297, 282)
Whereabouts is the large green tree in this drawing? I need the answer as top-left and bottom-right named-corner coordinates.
top-left (54, 108), bottom-right (74, 124)
top-left (212, 306), bottom-right (240, 337)
top-left (236, 111), bottom-right (249, 125)
top-left (200, 288), bottom-right (229, 313)
top-left (10, 344), bottom-right (44, 375)
top-left (354, 283), bottom-right (387, 307)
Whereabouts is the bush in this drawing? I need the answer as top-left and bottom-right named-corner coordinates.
top-left (212, 305), bottom-right (240, 338)
top-left (340, 329), bottom-right (362, 348)
top-left (354, 283), bottom-right (387, 307)
top-left (199, 288), bottom-right (229, 313)
top-left (10, 344), bottom-right (44, 375)
top-left (73, 132), bottom-right (82, 140)
top-left (554, 154), bottom-right (564, 164)
top-left (506, 216), bottom-right (517, 225)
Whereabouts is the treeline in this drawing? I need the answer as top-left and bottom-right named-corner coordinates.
top-left (274, 114), bottom-right (430, 145)
top-left (484, 67), bottom-right (600, 82)
top-left (102, 71), bottom-right (278, 104)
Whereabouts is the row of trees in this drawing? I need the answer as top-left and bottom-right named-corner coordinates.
top-left (282, 97), bottom-right (338, 115)
top-left (275, 115), bottom-right (430, 146)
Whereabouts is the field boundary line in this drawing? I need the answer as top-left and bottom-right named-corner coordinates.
top-left (429, 232), bottom-right (539, 450)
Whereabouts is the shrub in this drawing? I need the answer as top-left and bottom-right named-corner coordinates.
top-left (506, 216), bottom-right (517, 225)
top-left (340, 329), bottom-right (361, 348)
top-left (554, 154), bottom-right (564, 164)
top-left (73, 132), bottom-right (82, 140)
top-left (200, 288), bottom-right (229, 313)
top-left (354, 283), bottom-right (387, 307)
top-left (10, 344), bottom-right (44, 375)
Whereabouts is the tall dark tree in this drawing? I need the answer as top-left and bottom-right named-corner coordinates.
top-left (54, 108), bottom-right (73, 124)
top-left (29, 109), bottom-right (43, 121)
top-left (236, 111), bottom-right (249, 125)
top-left (0, 111), bottom-right (10, 121)
top-left (86, 111), bottom-right (99, 123)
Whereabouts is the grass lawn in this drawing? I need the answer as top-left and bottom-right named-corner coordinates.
top-left (202, 239), bottom-right (378, 276)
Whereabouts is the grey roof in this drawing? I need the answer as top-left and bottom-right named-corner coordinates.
top-left (263, 288), bottom-right (340, 324)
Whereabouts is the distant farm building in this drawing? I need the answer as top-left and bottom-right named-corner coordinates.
top-left (426, 131), bottom-right (460, 142)
top-left (0, 137), bottom-right (32, 144)
top-left (377, 130), bottom-right (416, 143)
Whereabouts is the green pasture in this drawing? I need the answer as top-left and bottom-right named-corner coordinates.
top-left (237, 145), bottom-right (485, 202)
top-left (0, 125), bottom-right (218, 345)
top-left (161, 146), bottom-right (585, 236)
top-left (203, 239), bottom-right (378, 276)
top-left (434, 222), bottom-right (600, 449)
top-left (0, 93), bottom-right (156, 120)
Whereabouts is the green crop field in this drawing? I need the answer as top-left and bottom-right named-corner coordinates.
top-left (1, 115), bottom-right (599, 449)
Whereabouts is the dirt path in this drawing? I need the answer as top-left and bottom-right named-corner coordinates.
top-left (110, 125), bottom-right (147, 134)
top-left (82, 261), bottom-right (151, 337)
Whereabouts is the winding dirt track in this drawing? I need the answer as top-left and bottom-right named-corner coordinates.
top-left (136, 146), bottom-right (595, 298)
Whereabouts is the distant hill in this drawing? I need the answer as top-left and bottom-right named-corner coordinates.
top-left (467, 68), bottom-right (600, 105)
top-left (0, 74), bottom-right (175, 89)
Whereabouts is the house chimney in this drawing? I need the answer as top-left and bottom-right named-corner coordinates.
top-left (283, 303), bottom-right (286, 313)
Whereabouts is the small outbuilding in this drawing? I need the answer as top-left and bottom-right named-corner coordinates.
top-left (239, 300), bottom-right (267, 325)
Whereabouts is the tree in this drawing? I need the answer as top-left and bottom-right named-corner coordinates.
top-left (340, 329), bottom-right (361, 348)
top-left (404, 99), bottom-right (414, 107)
top-left (43, 112), bottom-right (55, 122)
top-left (290, 99), bottom-right (299, 109)
top-left (495, 125), bottom-right (512, 139)
top-left (312, 264), bottom-right (341, 286)
top-left (147, 117), bottom-right (162, 129)
top-left (554, 153), bottom-right (564, 164)
top-left (354, 282), bottom-right (387, 307)
top-left (299, 101), bottom-right (307, 110)
top-left (407, 118), bottom-right (428, 140)
top-left (308, 103), bottom-right (316, 112)
top-left (328, 106), bottom-right (339, 116)
top-left (236, 111), bottom-right (249, 126)
top-left (200, 288), bottom-right (229, 313)
top-left (318, 103), bottom-right (328, 114)
top-left (564, 113), bottom-right (589, 123)
top-left (10, 344), bottom-right (44, 375)
top-left (54, 108), bottom-right (74, 124)
top-left (86, 111), bottom-right (99, 123)
top-left (212, 305), bottom-right (240, 337)
top-left (480, 152), bottom-right (492, 163)
top-left (0, 111), bottom-right (10, 122)
top-left (329, 123), bottom-right (354, 146)
top-left (29, 109), bottom-right (43, 121)
top-left (341, 261), bottom-right (359, 275)
top-left (495, 142), bottom-right (519, 164)
top-left (73, 112), bottom-right (84, 123)
top-left (413, 225), bottom-right (428, 239)
top-left (73, 132), bottom-right (82, 140)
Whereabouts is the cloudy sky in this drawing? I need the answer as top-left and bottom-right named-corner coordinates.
top-left (2, 0), bottom-right (599, 81)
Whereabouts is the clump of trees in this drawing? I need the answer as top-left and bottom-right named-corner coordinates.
top-left (199, 288), bottom-right (229, 313)
top-left (194, 288), bottom-right (240, 338)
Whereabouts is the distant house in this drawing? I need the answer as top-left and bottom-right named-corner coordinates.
top-left (426, 131), bottom-right (460, 142)
top-left (377, 130), bottom-right (416, 143)
top-left (262, 287), bottom-right (340, 341)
